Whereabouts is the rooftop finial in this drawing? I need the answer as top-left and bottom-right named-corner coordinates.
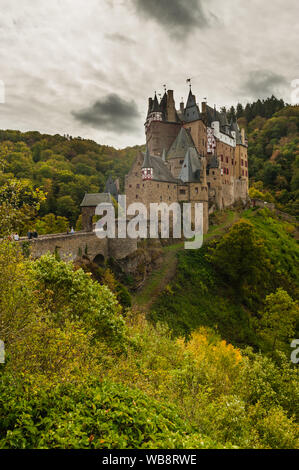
top-left (163, 84), bottom-right (167, 92)
top-left (186, 78), bottom-right (192, 90)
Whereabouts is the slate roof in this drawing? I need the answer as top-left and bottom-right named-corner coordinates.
top-left (184, 90), bottom-right (201, 122)
top-left (80, 193), bottom-right (112, 207)
top-left (105, 175), bottom-right (118, 199)
top-left (231, 120), bottom-right (242, 144)
top-left (179, 148), bottom-right (203, 183)
top-left (142, 150), bottom-right (178, 183)
top-left (166, 127), bottom-right (196, 160)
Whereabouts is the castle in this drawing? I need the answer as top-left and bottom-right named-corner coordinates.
top-left (125, 88), bottom-right (249, 233)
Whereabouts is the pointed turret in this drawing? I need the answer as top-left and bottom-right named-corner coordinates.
top-left (142, 148), bottom-right (151, 168)
top-left (184, 88), bottom-right (200, 122)
top-left (179, 147), bottom-right (202, 183)
top-left (105, 175), bottom-right (118, 199)
top-left (141, 148), bottom-right (153, 180)
top-left (152, 92), bottom-right (160, 112)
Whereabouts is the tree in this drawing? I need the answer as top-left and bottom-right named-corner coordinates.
top-left (0, 179), bottom-right (46, 236)
top-left (258, 288), bottom-right (299, 353)
top-left (208, 219), bottom-right (272, 300)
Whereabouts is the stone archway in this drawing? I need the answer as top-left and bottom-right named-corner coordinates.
top-left (93, 253), bottom-right (105, 265)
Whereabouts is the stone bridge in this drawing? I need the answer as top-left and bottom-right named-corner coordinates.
top-left (18, 230), bottom-right (137, 263)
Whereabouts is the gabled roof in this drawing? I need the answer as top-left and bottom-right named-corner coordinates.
top-left (80, 193), bottom-right (112, 207)
top-left (142, 150), bottom-right (177, 183)
top-left (167, 127), bottom-right (196, 160)
top-left (179, 148), bottom-right (203, 183)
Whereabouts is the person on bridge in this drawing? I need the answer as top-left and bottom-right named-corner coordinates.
top-left (13, 233), bottom-right (19, 241)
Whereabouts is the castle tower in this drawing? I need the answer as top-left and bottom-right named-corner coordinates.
top-left (145, 89), bottom-right (182, 157)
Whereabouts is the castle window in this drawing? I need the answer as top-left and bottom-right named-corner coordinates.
top-left (241, 159), bottom-right (243, 166)
top-left (221, 155), bottom-right (223, 162)
top-left (212, 171), bottom-right (215, 175)
top-left (136, 194), bottom-right (138, 198)
top-left (179, 189), bottom-right (186, 195)
top-left (129, 184), bottom-right (132, 188)
top-left (195, 187), bottom-right (198, 194)
top-left (226, 157), bottom-right (228, 163)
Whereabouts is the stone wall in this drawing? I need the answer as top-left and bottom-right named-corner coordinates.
top-left (18, 231), bottom-right (137, 262)
top-left (146, 121), bottom-right (181, 156)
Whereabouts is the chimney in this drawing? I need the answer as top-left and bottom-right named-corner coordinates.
top-left (180, 101), bottom-right (184, 113)
top-left (167, 89), bottom-right (174, 100)
top-left (166, 89), bottom-right (176, 122)
top-left (202, 102), bottom-right (207, 114)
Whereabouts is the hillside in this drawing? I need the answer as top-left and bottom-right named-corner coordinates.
top-left (150, 208), bottom-right (299, 354)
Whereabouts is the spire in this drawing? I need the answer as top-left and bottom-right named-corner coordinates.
top-left (142, 148), bottom-right (152, 169)
top-left (179, 148), bottom-right (193, 183)
top-left (152, 92), bottom-right (160, 112)
top-left (105, 175), bottom-right (118, 198)
top-left (185, 88), bottom-right (196, 109)
top-left (179, 147), bottom-right (202, 183)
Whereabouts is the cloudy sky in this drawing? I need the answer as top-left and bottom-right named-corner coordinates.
top-left (0, 0), bottom-right (298, 148)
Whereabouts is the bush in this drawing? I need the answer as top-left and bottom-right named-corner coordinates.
top-left (0, 378), bottom-right (219, 449)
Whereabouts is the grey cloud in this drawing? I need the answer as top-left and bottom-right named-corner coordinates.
top-left (72, 93), bottom-right (140, 134)
top-left (132, 0), bottom-right (209, 34)
top-left (241, 70), bottom-right (288, 99)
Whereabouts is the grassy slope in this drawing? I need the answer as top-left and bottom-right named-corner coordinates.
top-left (148, 208), bottom-right (299, 348)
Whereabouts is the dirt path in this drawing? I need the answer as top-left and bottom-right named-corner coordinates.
top-left (132, 210), bottom-right (242, 312)
top-left (132, 242), bottom-right (183, 312)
